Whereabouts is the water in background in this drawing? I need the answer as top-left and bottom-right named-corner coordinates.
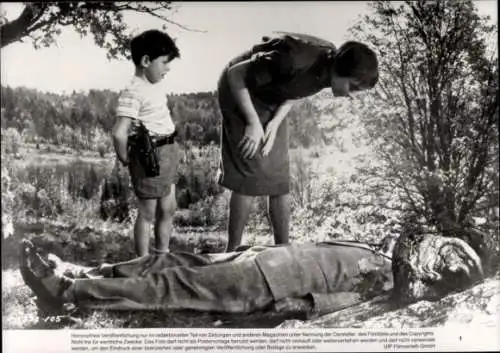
top-left (14, 158), bottom-right (113, 201)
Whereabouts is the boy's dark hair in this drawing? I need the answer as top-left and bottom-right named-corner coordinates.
top-left (130, 29), bottom-right (180, 66)
top-left (333, 41), bottom-right (379, 89)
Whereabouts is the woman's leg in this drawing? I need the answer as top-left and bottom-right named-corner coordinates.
top-left (268, 193), bottom-right (290, 245)
top-left (226, 192), bottom-right (254, 252)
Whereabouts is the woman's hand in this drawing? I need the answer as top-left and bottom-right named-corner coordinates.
top-left (261, 100), bottom-right (294, 156)
top-left (239, 122), bottom-right (264, 159)
top-left (261, 119), bottom-right (280, 156)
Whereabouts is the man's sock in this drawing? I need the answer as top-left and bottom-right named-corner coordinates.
top-left (47, 253), bottom-right (91, 278)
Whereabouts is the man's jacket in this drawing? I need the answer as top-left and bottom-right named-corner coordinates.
top-left (254, 242), bottom-right (393, 315)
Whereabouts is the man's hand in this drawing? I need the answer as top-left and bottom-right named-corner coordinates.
top-left (239, 123), bottom-right (264, 159)
top-left (274, 297), bottom-right (313, 314)
top-left (261, 120), bottom-right (280, 156)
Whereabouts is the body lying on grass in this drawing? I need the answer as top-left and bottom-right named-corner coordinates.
top-left (19, 234), bottom-right (484, 320)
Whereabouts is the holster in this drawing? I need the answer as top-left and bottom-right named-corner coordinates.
top-left (128, 124), bottom-right (161, 178)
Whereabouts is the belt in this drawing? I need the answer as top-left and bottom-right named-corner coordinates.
top-left (152, 130), bottom-right (178, 147)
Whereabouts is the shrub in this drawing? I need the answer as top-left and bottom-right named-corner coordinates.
top-left (97, 144), bottom-right (107, 158)
top-left (176, 145), bottom-right (224, 209)
top-left (1, 127), bottom-right (22, 155)
top-left (175, 191), bottom-right (229, 229)
top-left (99, 161), bottom-right (134, 223)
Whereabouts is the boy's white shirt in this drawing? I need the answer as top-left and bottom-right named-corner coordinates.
top-left (116, 76), bottom-right (176, 136)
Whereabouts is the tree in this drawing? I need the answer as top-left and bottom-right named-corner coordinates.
top-left (0, 2), bottom-right (197, 59)
top-left (350, 0), bottom-right (498, 245)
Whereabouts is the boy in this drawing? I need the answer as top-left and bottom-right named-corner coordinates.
top-left (217, 32), bottom-right (379, 251)
top-left (112, 30), bottom-right (180, 256)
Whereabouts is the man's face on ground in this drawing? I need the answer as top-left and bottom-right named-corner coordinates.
top-left (394, 236), bottom-right (484, 304)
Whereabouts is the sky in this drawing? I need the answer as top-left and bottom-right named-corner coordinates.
top-left (0, 1), bottom-right (497, 95)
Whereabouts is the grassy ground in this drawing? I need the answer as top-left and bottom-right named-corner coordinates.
top-left (1, 145), bottom-right (299, 330)
top-left (1, 217), bottom-right (293, 330)
top-left (6, 143), bottom-right (497, 330)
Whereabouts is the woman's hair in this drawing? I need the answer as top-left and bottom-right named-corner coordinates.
top-left (130, 29), bottom-right (180, 66)
top-left (333, 41), bottom-right (379, 89)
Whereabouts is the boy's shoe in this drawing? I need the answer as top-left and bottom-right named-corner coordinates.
top-left (19, 239), bottom-right (75, 310)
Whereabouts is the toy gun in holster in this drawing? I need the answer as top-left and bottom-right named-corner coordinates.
top-left (128, 123), bottom-right (177, 178)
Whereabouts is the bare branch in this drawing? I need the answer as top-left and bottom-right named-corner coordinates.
top-left (0, 1), bottom-right (205, 54)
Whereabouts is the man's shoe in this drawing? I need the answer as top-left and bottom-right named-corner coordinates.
top-left (19, 239), bottom-right (74, 310)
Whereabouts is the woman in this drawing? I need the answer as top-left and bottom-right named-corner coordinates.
top-left (217, 32), bottom-right (379, 251)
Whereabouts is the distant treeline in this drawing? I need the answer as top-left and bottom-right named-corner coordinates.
top-left (1, 85), bottom-right (332, 151)
top-left (0, 86), bottom-right (222, 148)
